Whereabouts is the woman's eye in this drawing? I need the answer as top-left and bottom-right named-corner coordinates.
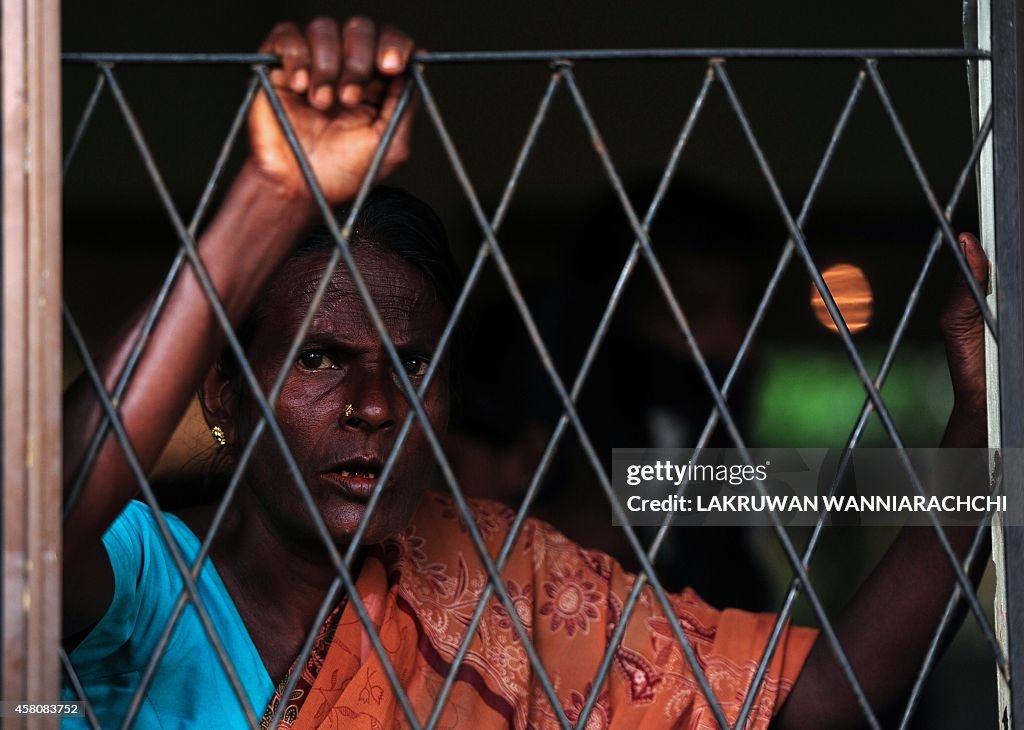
top-left (297, 351), bottom-right (337, 370)
top-left (402, 358), bottom-right (428, 377)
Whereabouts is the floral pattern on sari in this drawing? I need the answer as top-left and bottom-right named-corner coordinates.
top-left (283, 493), bottom-right (818, 729)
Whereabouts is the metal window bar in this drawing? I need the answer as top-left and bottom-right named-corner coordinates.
top-left (255, 64), bottom-right (581, 728)
top-left (714, 54), bottom-right (1005, 712)
top-left (260, 69), bottom-right (568, 730)
top-left (551, 56), bottom-right (1002, 728)
top-left (51, 40), bottom-right (1012, 730)
top-left (989, 1), bottom-right (1024, 729)
top-left (427, 65), bottom-right (717, 729)
top-left (560, 58), bottom-right (885, 727)
top-left (3, 0), bottom-right (63, 719)
top-left (63, 66), bottom-right (433, 729)
top-left (739, 105), bottom-right (1001, 730)
top-left (580, 83), bottom-right (997, 730)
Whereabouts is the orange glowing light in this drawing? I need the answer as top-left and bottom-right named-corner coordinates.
top-left (810, 263), bottom-right (873, 334)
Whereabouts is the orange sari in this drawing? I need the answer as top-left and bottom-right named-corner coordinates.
top-left (265, 494), bottom-right (817, 729)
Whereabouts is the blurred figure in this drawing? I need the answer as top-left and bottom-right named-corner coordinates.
top-left (447, 181), bottom-right (778, 608)
top-left (446, 295), bottom-right (553, 505)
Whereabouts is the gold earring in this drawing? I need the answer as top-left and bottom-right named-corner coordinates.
top-left (211, 425), bottom-right (227, 447)
top-left (344, 403), bottom-right (355, 418)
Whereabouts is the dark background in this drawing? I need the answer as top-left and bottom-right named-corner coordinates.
top-left (60, 1), bottom-right (997, 727)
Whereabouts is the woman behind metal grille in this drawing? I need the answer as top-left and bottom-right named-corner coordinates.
top-left (61, 15), bottom-right (992, 730)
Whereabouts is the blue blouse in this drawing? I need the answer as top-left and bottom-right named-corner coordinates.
top-left (62, 501), bottom-right (275, 729)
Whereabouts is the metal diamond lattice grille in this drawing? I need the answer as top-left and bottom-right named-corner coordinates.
top-left (60, 46), bottom-right (1005, 730)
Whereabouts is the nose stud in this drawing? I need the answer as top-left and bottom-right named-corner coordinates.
top-left (344, 403), bottom-right (355, 419)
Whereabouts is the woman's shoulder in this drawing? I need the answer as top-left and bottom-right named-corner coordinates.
top-left (410, 490), bottom-right (566, 542)
top-left (100, 500), bottom-right (204, 574)
top-left (405, 491), bottom-right (617, 581)
top-left (404, 492), bottom-right (720, 615)
top-left (107, 499), bottom-right (197, 537)
top-left (113, 498), bottom-right (155, 524)
top-left (102, 499), bottom-right (161, 550)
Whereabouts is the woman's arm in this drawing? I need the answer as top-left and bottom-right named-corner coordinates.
top-left (774, 233), bottom-right (991, 729)
top-left (62, 17), bottom-right (416, 638)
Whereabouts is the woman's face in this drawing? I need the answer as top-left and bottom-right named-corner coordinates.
top-left (225, 243), bottom-right (450, 549)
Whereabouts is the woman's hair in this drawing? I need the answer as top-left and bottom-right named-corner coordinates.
top-left (292, 186), bottom-right (462, 314)
top-left (220, 185), bottom-right (462, 379)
